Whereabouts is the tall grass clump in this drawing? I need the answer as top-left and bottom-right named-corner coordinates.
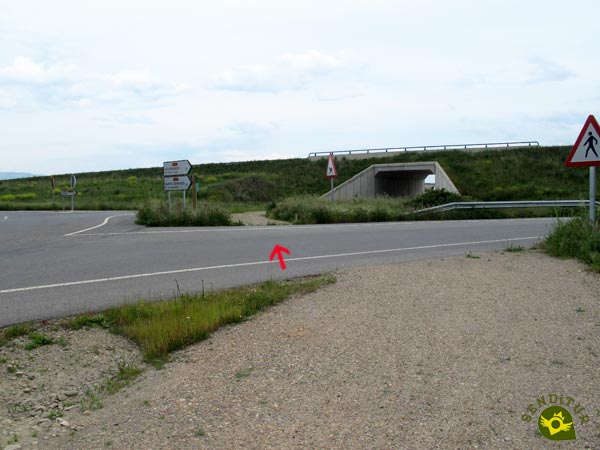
top-left (267, 196), bottom-right (409, 224)
top-left (99, 275), bottom-right (334, 360)
top-left (543, 214), bottom-right (600, 271)
top-left (136, 202), bottom-right (233, 226)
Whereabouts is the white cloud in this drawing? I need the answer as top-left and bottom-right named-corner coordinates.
top-left (280, 49), bottom-right (361, 73)
top-left (0, 57), bottom-right (187, 110)
top-left (106, 69), bottom-right (153, 87)
top-left (212, 50), bottom-right (365, 93)
top-left (0, 56), bottom-right (75, 84)
top-left (528, 58), bottom-right (576, 84)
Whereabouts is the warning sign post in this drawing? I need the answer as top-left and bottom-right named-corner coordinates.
top-left (326, 153), bottom-right (338, 205)
top-left (566, 115), bottom-right (599, 224)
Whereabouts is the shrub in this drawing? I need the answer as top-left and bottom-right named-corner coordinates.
top-left (267, 196), bottom-right (409, 224)
top-left (543, 215), bottom-right (600, 271)
top-left (407, 188), bottom-right (464, 210)
top-left (136, 203), bottom-right (233, 227)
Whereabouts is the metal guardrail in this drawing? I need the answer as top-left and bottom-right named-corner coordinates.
top-left (411, 200), bottom-right (600, 215)
top-left (308, 141), bottom-right (540, 158)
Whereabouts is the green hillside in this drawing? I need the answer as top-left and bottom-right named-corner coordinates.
top-left (0, 146), bottom-right (593, 211)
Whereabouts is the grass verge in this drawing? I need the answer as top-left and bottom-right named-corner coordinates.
top-left (63, 275), bottom-right (335, 361)
top-left (136, 202), bottom-right (235, 227)
top-left (542, 215), bottom-right (600, 271)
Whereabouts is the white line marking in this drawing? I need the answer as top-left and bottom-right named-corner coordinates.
top-left (0, 235), bottom-right (541, 294)
top-left (64, 214), bottom-right (135, 236)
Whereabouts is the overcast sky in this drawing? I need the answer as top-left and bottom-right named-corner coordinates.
top-left (1, 0), bottom-right (597, 174)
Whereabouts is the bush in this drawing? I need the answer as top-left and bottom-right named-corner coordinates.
top-left (267, 196), bottom-right (409, 224)
top-left (136, 203), bottom-right (233, 227)
top-left (543, 215), bottom-right (600, 271)
top-left (407, 188), bottom-right (464, 210)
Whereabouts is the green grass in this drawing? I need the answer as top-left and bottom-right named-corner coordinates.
top-left (24, 332), bottom-right (54, 350)
top-left (0, 324), bottom-right (36, 347)
top-left (267, 195), bottom-right (414, 224)
top-left (235, 366), bottom-right (254, 380)
top-left (136, 202), bottom-right (235, 227)
top-left (104, 362), bottom-right (144, 395)
top-left (542, 215), bottom-right (600, 271)
top-left (0, 146), bottom-right (592, 212)
top-left (61, 313), bottom-right (109, 330)
top-left (67, 275), bottom-right (334, 361)
top-left (504, 245), bottom-right (525, 252)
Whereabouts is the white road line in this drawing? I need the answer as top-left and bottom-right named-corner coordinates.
top-left (0, 235), bottom-right (541, 294)
top-left (64, 214), bottom-right (135, 236)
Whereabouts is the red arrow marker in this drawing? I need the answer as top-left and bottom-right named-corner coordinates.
top-left (269, 244), bottom-right (291, 270)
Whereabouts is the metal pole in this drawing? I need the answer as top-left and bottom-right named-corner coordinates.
top-left (183, 190), bottom-right (186, 210)
top-left (590, 166), bottom-right (597, 225)
top-left (70, 195), bottom-right (74, 212)
top-left (330, 178), bottom-right (334, 206)
top-left (168, 191), bottom-right (172, 213)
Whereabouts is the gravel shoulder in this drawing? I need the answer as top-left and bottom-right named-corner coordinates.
top-left (2, 250), bottom-right (599, 449)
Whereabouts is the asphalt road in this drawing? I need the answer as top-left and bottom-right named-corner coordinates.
top-left (0, 211), bottom-right (556, 327)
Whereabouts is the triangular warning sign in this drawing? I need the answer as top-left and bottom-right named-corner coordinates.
top-left (326, 153), bottom-right (338, 178)
top-left (566, 115), bottom-right (600, 167)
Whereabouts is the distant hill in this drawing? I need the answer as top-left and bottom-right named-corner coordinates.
top-left (0, 172), bottom-right (41, 180)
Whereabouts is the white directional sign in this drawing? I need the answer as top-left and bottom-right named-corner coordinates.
top-left (163, 160), bottom-right (192, 176)
top-left (565, 115), bottom-right (600, 167)
top-left (164, 176), bottom-right (192, 191)
top-left (326, 153), bottom-right (338, 178)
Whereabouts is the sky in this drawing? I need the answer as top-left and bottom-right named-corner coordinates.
top-left (0, 0), bottom-right (598, 174)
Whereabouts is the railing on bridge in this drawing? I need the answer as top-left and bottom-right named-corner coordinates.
top-left (308, 141), bottom-right (540, 158)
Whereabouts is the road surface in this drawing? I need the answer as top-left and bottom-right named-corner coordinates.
top-left (0, 211), bottom-right (555, 327)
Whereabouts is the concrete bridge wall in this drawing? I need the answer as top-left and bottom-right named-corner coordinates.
top-left (323, 162), bottom-right (459, 201)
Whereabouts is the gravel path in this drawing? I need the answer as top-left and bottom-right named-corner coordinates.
top-left (4, 250), bottom-right (600, 449)
top-left (231, 211), bottom-right (289, 226)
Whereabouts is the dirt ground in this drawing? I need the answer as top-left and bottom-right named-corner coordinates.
top-left (1, 250), bottom-right (599, 449)
top-left (231, 211), bottom-right (289, 226)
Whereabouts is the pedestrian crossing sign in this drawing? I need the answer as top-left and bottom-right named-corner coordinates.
top-left (565, 115), bottom-right (600, 167)
top-left (326, 153), bottom-right (338, 178)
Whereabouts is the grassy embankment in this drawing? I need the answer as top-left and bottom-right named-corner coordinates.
top-left (0, 146), bottom-right (595, 223)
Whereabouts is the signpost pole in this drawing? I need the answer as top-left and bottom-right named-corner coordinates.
top-left (183, 190), bottom-right (187, 210)
top-left (330, 178), bottom-right (334, 206)
top-left (168, 191), bottom-right (172, 213)
top-left (70, 195), bottom-right (74, 212)
top-left (590, 166), bottom-right (597, 225)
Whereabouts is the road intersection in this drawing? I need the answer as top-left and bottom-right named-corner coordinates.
top-left (0, 211), bottom-right (554, 326)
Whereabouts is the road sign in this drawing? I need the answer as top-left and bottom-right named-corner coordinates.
top-left (326, 153), bottom-right (337, 178)
top-left (163, 160), bottom-right (192, 176)
top-left (70, 174), bottom-right (77, 188)
top-left (60, 190), bottom-right (76, 197)
top-left (164, 176), bottom-right (192, 191)
top-left (565, 115), bottom-right (600, 167)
